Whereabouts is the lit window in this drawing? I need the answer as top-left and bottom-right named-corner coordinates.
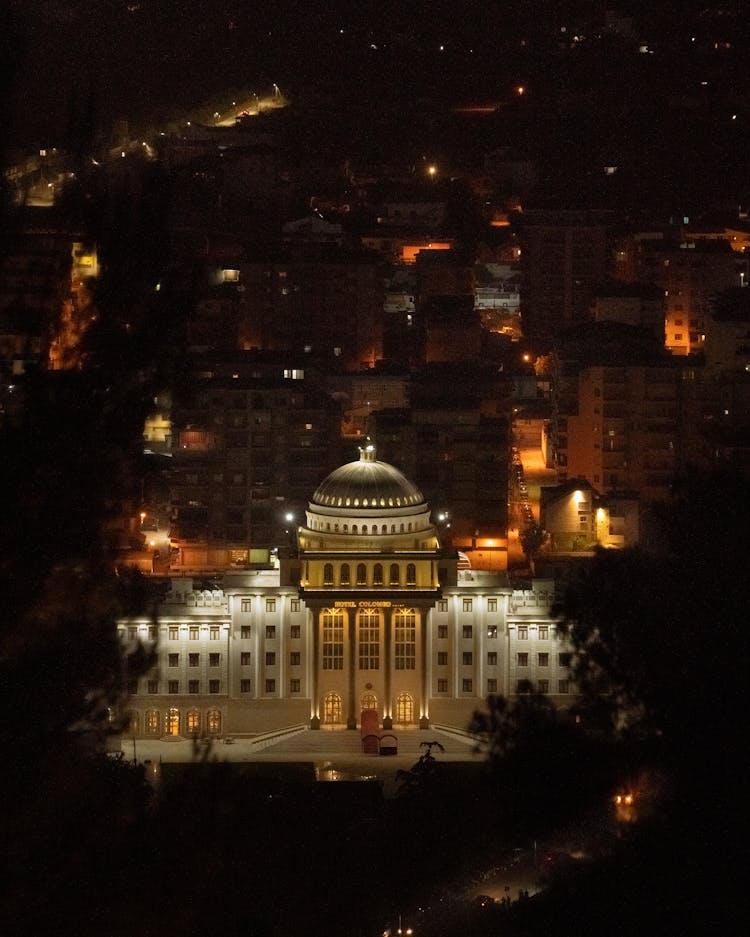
top-left (241, 598), bottom-right (252, 612)
top-left (463, 598), bottom-right (472, 612)
top-left (394, 610), bottom-right (416, 670)
top-left (487, 625), bottom-right (498, 639)
top-left (518, 626), bottom-right (528, 640)
top-left (189, 626), bottom-right (199, 640)
top-left (210, 626), bottom-right (220, 640)
top-left (266, 598), bottom-right (276, 613)
top-left (487, 598), bottom-right (497, 612)
top-left (323, 610), bottom-right (344, 670)
top-left (438, 599), bottom-right (448, 612)
top-left (168, 626), bottom-right (179, 641)
top-left (290, 599), bottom-right (300, 613)
top-left (358, 612), bottom-right (380, 670)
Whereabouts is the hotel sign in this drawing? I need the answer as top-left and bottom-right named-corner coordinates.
top-left (334, 600), bottom-right (407, 609)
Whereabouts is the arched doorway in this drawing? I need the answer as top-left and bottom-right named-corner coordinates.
top-left (323, 692), bottom-right (343, 725)
top-left (395, 693), bottom-right (414, 725)
top-left (186, 709), bottom-right (201, 736)
top-left (361, 692), bottom-right (378, 712)
top-left (145, 710), bottom-right (161, 736)
top-left (207, 710), bottom-right (222, 735)
top-left (165, 707), bottom-right (180, 736)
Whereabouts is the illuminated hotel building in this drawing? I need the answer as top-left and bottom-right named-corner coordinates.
top-left (121, 448), bottom-right (566, 738)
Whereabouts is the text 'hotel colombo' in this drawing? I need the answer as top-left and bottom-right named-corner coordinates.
top-left (120, 448), bottom-right (570, 738)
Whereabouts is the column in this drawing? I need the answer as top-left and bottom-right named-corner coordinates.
top-left (310, 608), bottom-right (321, 728)
top-left (419, 607), bottom-right (430, 729)
top-left (382, 607), bottom-right (393, 730)
top-left (346, 610), bottom-right (357, 729)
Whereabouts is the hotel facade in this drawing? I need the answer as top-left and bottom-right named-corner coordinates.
top-left (120, 449), bottom-right (569, 739)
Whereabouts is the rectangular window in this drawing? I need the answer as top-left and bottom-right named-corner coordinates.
top-left (487, 652), bottom-right (498, 666)
top-left (241, 625), bottom-right (251, 639)
top-left (462, 598), bottom-right (473, 612)
top-left (538, 653), bottom-right (549, 666)
top-left (241, 598), bottom-right (252, 613)
top-left (266, 625), bottom-right (276, 639)
top-left (487, 678), bottom-right (498, 694)
top-left (188, 653), bottom-right (199, 667)
top-left (462, 625), bottom-right (473, 639)
top-left (538, 679), bottom-right (550, 694)
top-left (265, 679), bottom-right (276, 693)
top-left (517, 653), bottom-right (529, 666)
top-left (128, 625), bottom-right (137, 641)
top-left (559, 653), bottom-right (572, 667)
top-left (290, 624), bottom-right (301, 639)
top-left (167, 653), bottom-right (180, 668)
top-left (438, 599), bottom-right (448, 612)
top-left (188, 680), bottom-right (199, 694)
top-left (487, 598), bottom-right (497, 612)
top-left (208, 680), bottom-right (220, 694)
top-left (290, 679), bottom-right (301, 693)
top-left (437, 652), bottom-right (448, 666)
top-left (168, 626), bottom-right (179, 641)
top-left (437, 624), bottom-right (448, 639)
top-left (189, 626), bottom-right (199, 641)
top-left (265, 652), bottom-right (276, 666)
top-left (322, 611), bottom-right (344, 670)
top-left (290, 651), bottom-right (301, 666)
top-left (266, 598), bottom-right (276, 613)
top-left (558, 679), bottom-right (570, 694)
top-left (358, 612), bottom-right (380, 670)
top-left (240, 679), bottom-right (252, 693)
top-left (462, 652), bottom-right (473, 666)
top-left (209, 653), bottom-right (220, 667)
top-left (437, 678), bottom-right (448, 693)
top-left (518, 626), bottom-right (528, 640)
top-left (487, 625), bottom-right (498, 639)
top-left (168, 681), bottom-right (179, 694)
top-left (516, 680), bottom-right (531, 693)
top-left (538, 626), bottom-right (549, 640)
top-left (148, 625), bottom-right (156, 641)
top-left (240, 652), bottom-right (251, 666)
top-left (147, 680), bottom-right (158, 694)
top-left (395, 611), bottom-right (416, 670)
top-left (210, 626), bottom-right (220, 640)
top-left (462, 678), bottom-right (473, 693)
top-left (290, 599), bottom-right (300, 612)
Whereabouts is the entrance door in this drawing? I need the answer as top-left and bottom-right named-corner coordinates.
top-left (166, 707), bottom-right (180, 736)
top-left (395, 693), bottom-right (414, 725)
top-left (323, 692), bottom-right (343, 725)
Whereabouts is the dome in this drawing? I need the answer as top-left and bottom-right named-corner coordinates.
top-left (311, 446), bottom-right (425, 510)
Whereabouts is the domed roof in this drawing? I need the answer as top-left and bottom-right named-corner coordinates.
top-left (311, 446), bottom-right (424, 509)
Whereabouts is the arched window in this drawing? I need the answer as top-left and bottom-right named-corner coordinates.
top-left (343, 524), bottom-right (348, 532)
top-left (356, 563), bottom-right (367, 586)
top-left (362, 525), bottom-right (368, 534)
top-left (186, 709), bottom-right (201, 735)
top-left (373, 563), bottom-right (384, 586)
top-left (323, 563), bottom-right (334, 586)
top-left (166, 707), bottom-right (180, 736)
top-left (381, 525), bottom-right (387, 534)
top-left (391, 525), bottom-right (396, 533)
top-left (406, 563), bottom-right (416, 586)
top-left (408, 523), bottom-right (412, 532)
top-left (323, 691), bottom-right (343, 725)
top-left (390, 564), bottom-right (400, 586)
top-left (207, 710), bottom-right (222, 735)
top-left (352, 524), bottom-right (358, 533)
top-left (340, 563), bottom-right (351, 586)
top-left (361, 692), bottom-right (378, 711)
top-left (395, 692), bottom-right (414, 724)
top-left (145, 710), bottom-right (161, 736)
top-left (400, 524), bottom-right (404, 533)
top-left (334, 524), bottom-right (339, 532)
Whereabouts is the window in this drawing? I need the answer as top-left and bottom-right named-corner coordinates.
top-left (487, 625), bottom-right (498, 639)
top-left (437, 679), bottom-right (448, 693)
top-left (266, 625), bottom-right (276, 639)
top-left (558, 680), bottom-right (570, 694)
top-left (145, 710), bottom-right (161, 735)
top-left (290, 625), bottom-right (301, 639)
top-left (373, 563), bottom-right (384, 586)
top-left (168, 681), bottom-right (179, 694)
top-left (168, 626), bottom-right (179, 640)
top-left (539, 626), bottom-right (549, 640)
top-left (340, 564), bottom-right (351, 586)
top-left (559, 653), bottom-right (572, 667)
top-left (356, 563), bottom-right (367, 586)
top-left (241, 598), bottom-right (252, 612)
top-left (290, 679), bottom-right (301, 693)
top-left (265, 679), bottom-right (276, 694)
top-left (148, 625), bottom-right (156, 641)
top-left (518, 626), bottom-right (528, 640)
top-left (290, 599), bottom-right (300, 612)
top-left (323, 563), bottom-right (334, 586)
top-left (517, 653), bottom-right (529, 666)
top-left (516, 680), bottom-right (532, 693)
top-left (487, 678), bottom-right (498, 694)
top-left (487, 652), bottom-right (498, 666)
top-left (290, 651), bottom-right (300, 666)
top-left (322, 610), bottom-right (344, 670)
top-left (463, 625), bottom-right (472, 638)
top-left (538, 653), bottom-right (549, 666)
top-left (209, 653), bottom-right (220, 667)
top-left (437, 652), bottom-right (448, 666)
top-left (209, 680), bottom-right (220, 694)
top-left (389, 564), bottom-right (400, 586)
top-left (240, 679), bottom-right (252, 693)
top-left (438, 599), bottom-right (448, 612)
top-left (394, 609), bottom-right (416, 670)
top-left (210, 626), bottom-right (220, 640)
top-left (265, 652), bottom-right (276, 666)
top-left (240, 652), bottom-right (251, 666)
top-left (438, 624), bottom-right (448, 639)
top-left (241, 625), bottom-right (251, 639)
top-left (127, 678), bottom-right (139, 696)
top-left (462, 652), bottom-right (473, 666)
top-left (188, 680), bottom-right (199, 694)
top-left (147, 680), bottom-right (158, 694)
top-left (463, 598), bottom-right (473, 612)
top-left (189, 626), bottom-right (199, 641)
top-left (358, 612), bottom-right (379, 670)
top-left (188, 653), bottom-right (199, 667)
top-left (538, 679), bottom-right (549, 694)
top-left (462, 679), bottom-right (473, 693)
top-left (207, 710), bottom-right (221, 734)
top-left (406, 563), bottom-right (416, 586)
top-left (266, 598), bottom-right (276, 613)
top-left (168, 653), bottom-right (179, 667)
top-left (487, 598), bottom-right (497, 612)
